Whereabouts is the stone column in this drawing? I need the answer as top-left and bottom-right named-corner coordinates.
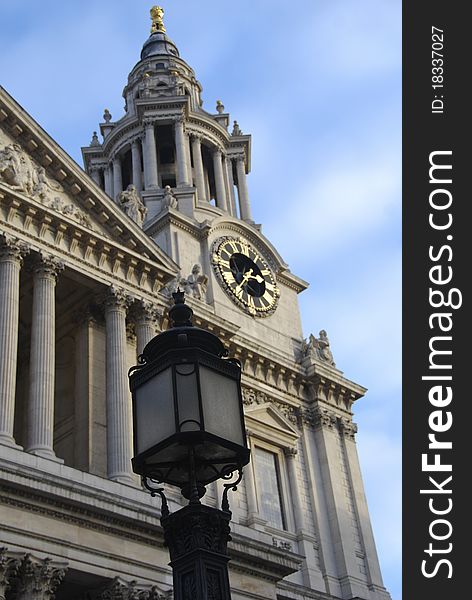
top-left (225, 156), bottom-right (237, 216)
top-left (236, 154), bottom-right (252, 221)
top-left (104, 164), bottom-right (113, 198)
top-left (300, 416), bottom-right (340, 596)
top-left (340, 418), bottom-right (387, 594)
top-left (311, 408), bottom-right (371, 599)
top-left (204, 169), bottom-right (212, 203)
top-left (185, 131), bottom-right (193, 186)
top-left (0, 237), bottom-right (27, 447)
top-left (16, 555), bottom-right (67, 600)
top-left (112, 155), bottom-right (123, 200)
top-left (134, 302), bottom-right (161, 356)
top-left (131, 138), bottom-right (143, 193)
top-left (174, 116), bottom-right (190, 186)
top-left (244, 432), bottom-right (266, 529)
top-left (104, 286), bottom-right (134, 483)
top-left (212, 148), bottom-right (228, 211)
top-left (191, 134), bottom-right (207, 202)
top-left (143, 119), bottom-right (159, 189)
top-left (90, 166), bottom-right (102, 187)
top-left (73, 309), bottom-right (93, 471)
top-left (284, 446), bottom-right (306, 533)
top-left (26, 255), bottom-right (64, 460)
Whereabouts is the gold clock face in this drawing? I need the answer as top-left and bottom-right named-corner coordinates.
top-left (211, 237), bottom-right (280, 317)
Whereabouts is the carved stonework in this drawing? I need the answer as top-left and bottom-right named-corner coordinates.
top-left (339, 417), bottom-right (358, 440)
top-left (32, 254), bottom-right (64, 280)
top-left (180, 264), bottom-right (208, 301)
top-left (0, 143), bottom-right (37, 195)
top-left (0, 234), bottom-right (29, 263)
top-left (15, 555), bottom-right (67, 600)
top-left (103, 285), bottom-right (133, 311)
top-left (272, 537), bottom-right (293, 551)
top-left (242, 386), bottom-right (299, 424)
top-left (49, 196), bottom-right (93, 229)
top-left (301, 406), bottom-right (336, 431)
top-left (284, 446), bottom-right (298, 459)
top-left (162, 185), bottom-right (177, 210)
top-left (0, 548), bottom-right (21, 600)
top-left (126, 322), bottom-right (136, 342)
top-left (131, 300), bottom-right (162, 327)
top-left (143, 586), bottom-right (169, 600)
top-left (0, 142), bottom-right (94, 230)
top-left (160, 270), bottom-right (182, 299)
top-left (160, 264), bottom-right (209, 302)
top-left (300, 330), bottom-right (336, 366)
top-left (118, 185), bottom-right (147, 227)
top-left (143, 118), bottom-right (156, 129)
top-left (96, 579), bottom-right (170, 600)
top-left (303, 406), bottom-right (357, 439)
top-left (231, 121), bottom-right (242, 136)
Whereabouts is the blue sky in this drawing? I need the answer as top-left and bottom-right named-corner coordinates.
top-left (0, 1), bottom-right (401, 598)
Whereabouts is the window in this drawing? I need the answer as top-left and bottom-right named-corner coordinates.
top-left (159, 146), bottom-right (174, 164)
top-left (254, 447), bottom-right (285, 529)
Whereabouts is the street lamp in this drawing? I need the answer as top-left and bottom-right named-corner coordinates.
top-left (129, 291), bottom-right (250, 599)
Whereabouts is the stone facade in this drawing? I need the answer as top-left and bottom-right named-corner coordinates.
top-left (0, 8), bottom-right (391, 600)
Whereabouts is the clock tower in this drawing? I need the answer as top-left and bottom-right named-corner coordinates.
top-left (82, 6), bottom-right (308, 357)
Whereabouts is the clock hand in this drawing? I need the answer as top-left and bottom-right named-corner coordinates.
top-left (247, 273), bottom-right (264, 284)
top-left (235, 268), bottom-right (253, 291)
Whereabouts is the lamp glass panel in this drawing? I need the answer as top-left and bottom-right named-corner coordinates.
top-left (175, 363), bottom-right (201, 431)
top-left (199, 365), bottom-right (244, 446)
top-left (135, 367), bottom-right (174, 454)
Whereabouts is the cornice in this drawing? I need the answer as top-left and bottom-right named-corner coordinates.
top-left (144, 205), bottom-right (203, 239)
top-left (0, 186), bottom-right (175, 300)
top-left (276, 268), bottom-right (309, 293)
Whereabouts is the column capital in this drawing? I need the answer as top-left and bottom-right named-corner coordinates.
top-left (173, 114), bottom-right (185, 125)
top-left (31, 254), bottom-right (64, 279)
top-left (190, 131), bottom-right (203, 142)
top-left (0, 548), bottom-right (22, 599)
top-left (284, 446), bottom-right (298, 458)
top-left (0, 235), bottom-right (29, 263)
top-left (16, 555), bottom-right (67, 600)
top-left (103, 285), bottom-right (133, 311)
top-left (232, 151), bottom-right (246, 163)
top-left (339, 417), bottom-right (358, 440)
top-left (142, 117), bottom-right (156, 129)
top-left (133, 300), bottom-right (162, 325)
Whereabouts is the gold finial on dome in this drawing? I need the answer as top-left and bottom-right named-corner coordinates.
top-left (150, 6), bottom-right (166, 33)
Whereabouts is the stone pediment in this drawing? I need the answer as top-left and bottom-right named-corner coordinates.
top-left (0, 86), bottom-right (178, 280)
top-left (0, 130), bottom-right (109, 236)
top-left (245, 402), bottom-right (299, 446)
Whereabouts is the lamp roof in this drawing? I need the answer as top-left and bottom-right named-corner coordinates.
top-left (141, 292), bottom-right (227, 362)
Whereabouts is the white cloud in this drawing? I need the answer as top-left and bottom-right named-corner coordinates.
top-left (265, 147), bottom-right (400, 266)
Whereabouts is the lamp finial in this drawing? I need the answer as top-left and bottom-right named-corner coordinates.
top-left (169, 290), bottom-right (193, 327)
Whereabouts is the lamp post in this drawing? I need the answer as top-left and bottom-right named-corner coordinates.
top-left (129, 291), bottom-right (250, 600)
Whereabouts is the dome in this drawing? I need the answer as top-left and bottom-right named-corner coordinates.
top-left (141, 31), bottom-right (180, 59)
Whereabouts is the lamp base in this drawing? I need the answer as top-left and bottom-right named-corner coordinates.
top-left (161, 503), bottom-right (232, 600)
